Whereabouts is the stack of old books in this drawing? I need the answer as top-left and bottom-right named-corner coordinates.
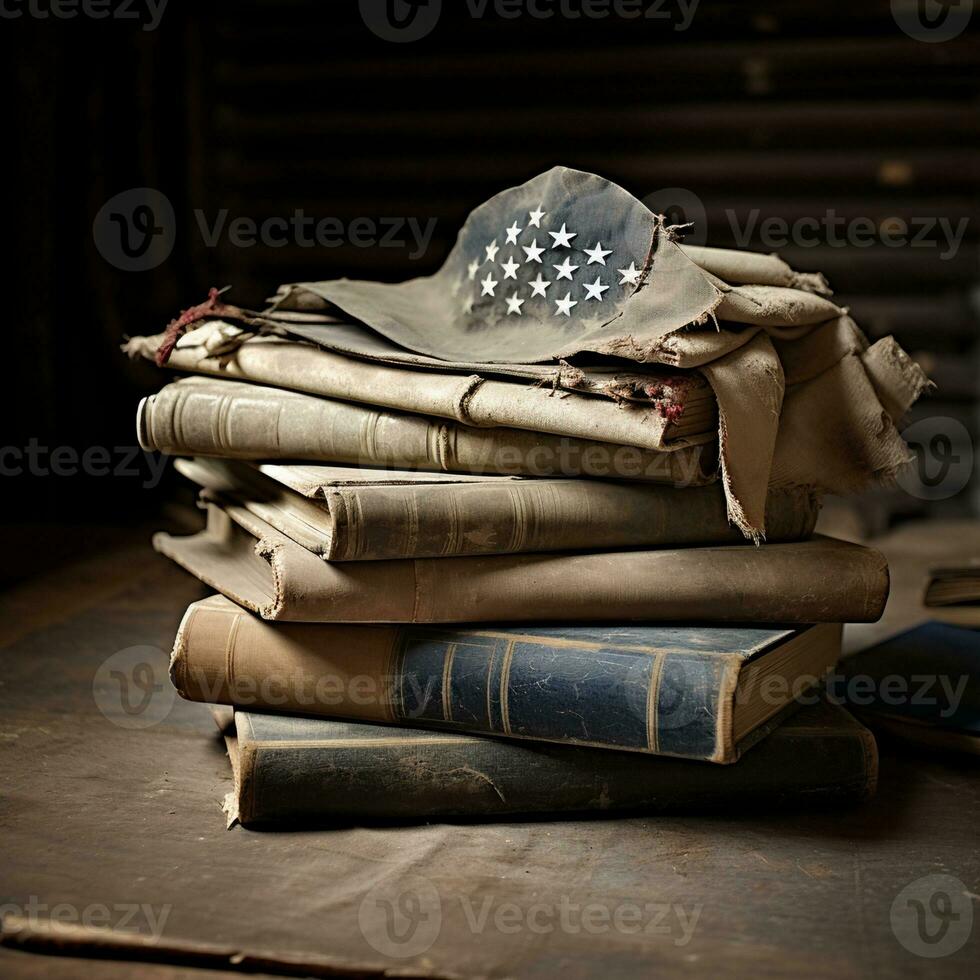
top-left (128, 167), bottom-right (930, 825)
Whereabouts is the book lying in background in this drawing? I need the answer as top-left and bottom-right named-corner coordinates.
top-left (841, 621), bottom-right (980, 755)
top-left (214, 698), bottom-right (877, 825)
top-left (175, 457), bottom-right (821, 561)
top-left (173, 594), bottom-right (844, 763)
top-left (154, 502), bottom-right (889, 623)
top-left (137, 377), bottom-right (715, 484)
top-left (923, 560), bottom-right (980, 628)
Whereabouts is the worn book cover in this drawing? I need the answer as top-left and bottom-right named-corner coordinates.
top-left (175, 457), bottom-right (821, 561)
top-left (153, 501), bottom-right (889, 623)
top-left (841, 622), bottom-right (980, 754)
top-left (172, 593), bottom-right (845, 763)
top-left (923, 561), bottom-right (980, 628)
top-left (126, 323), bottom-right (717, 452)
top-left (214, 698), bottom-right (876, 825)
top-left (137, 376), bottom-right (715, 485)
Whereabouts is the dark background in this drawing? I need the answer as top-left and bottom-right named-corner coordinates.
top-left (4, 0), bottom-right (979, 582)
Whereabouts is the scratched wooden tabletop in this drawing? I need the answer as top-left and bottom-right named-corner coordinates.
top-left (0, 521), bottom-right (977, 980)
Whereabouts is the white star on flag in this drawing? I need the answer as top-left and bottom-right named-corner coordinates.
top-left (528, 273), bottom-right (550, 297)
top-left (522, 239), bottom-right (545, 263)
top-left (554, 293), bottom-right (577, 317)
top-left (553, 257), bottom-right (579, 281)
top-left (549, 223), bottom-right (576, 248)
top-left (618, 262), bottom-right (642, 285)
top-left (583, 276), bottom-right (609, 301)
top-left (505, 292), bottom-right (525, 315)
top-left (500, 256), bottom-right (520, 280)
top-left (584, 242), bottom-right (612, 265)
top-left (464, 209), bottom-right (623, 323)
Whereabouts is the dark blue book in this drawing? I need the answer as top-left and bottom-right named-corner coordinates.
top-left (840, 621), bottom-right (980, 754)
top-left (173, 595), bottom-right (843, 763)
top-left (213, 699), bottom-right (877, 825)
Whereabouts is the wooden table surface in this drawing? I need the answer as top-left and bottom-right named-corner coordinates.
top-left (0, 521), bottom-right (977, 980)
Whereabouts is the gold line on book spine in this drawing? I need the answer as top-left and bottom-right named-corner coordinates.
top-left (442, 642), bottom-right (457, 722)
top-left (645, 652), bottom-right (668, 754)
top-left (499, 639), bottom-right (517, 735)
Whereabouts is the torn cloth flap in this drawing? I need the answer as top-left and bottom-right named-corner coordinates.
top-left (273, 166), bottom-right (725, 364)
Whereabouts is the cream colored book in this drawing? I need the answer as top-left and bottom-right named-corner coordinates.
top-left (175, 457), bottom-right (821, 561)
top-left (137, 377), bottom-right (714, 485)
top-left (126, 324), bottom-right (717, 451)
top-left (152, 500), bottom-right (890, 624)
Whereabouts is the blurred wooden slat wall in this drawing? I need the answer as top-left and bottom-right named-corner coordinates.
top-left (187, 1), bottom-right (978, 524)
top-left (9, 1), bottom-right (974, 529)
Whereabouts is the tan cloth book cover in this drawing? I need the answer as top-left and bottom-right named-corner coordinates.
top-left (175, 457), bottom-right (820, 561)
top-left (153, 501), bottom-right (889, 624)
top-left (137, 376), bottom-right (715, 485)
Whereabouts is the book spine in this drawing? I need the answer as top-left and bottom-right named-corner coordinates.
top-left (326, 482), bottom-right (820, 561)
top-left (232, 714), bottom-right (877, 824)
top-left (137, 378), bottom-right (714, 485)
top-left (171, 598), bottom-right (745, 760)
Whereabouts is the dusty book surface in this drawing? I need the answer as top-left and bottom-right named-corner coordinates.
top-left (174, 593), bottom-right (844, 763)
top-left (175, 457), bottom-right (821, 561)
top-left (214, 697), bottom-right (876, 825)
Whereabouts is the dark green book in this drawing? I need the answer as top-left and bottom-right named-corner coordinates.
top-left (215, 699), bottom-right (877, 826)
